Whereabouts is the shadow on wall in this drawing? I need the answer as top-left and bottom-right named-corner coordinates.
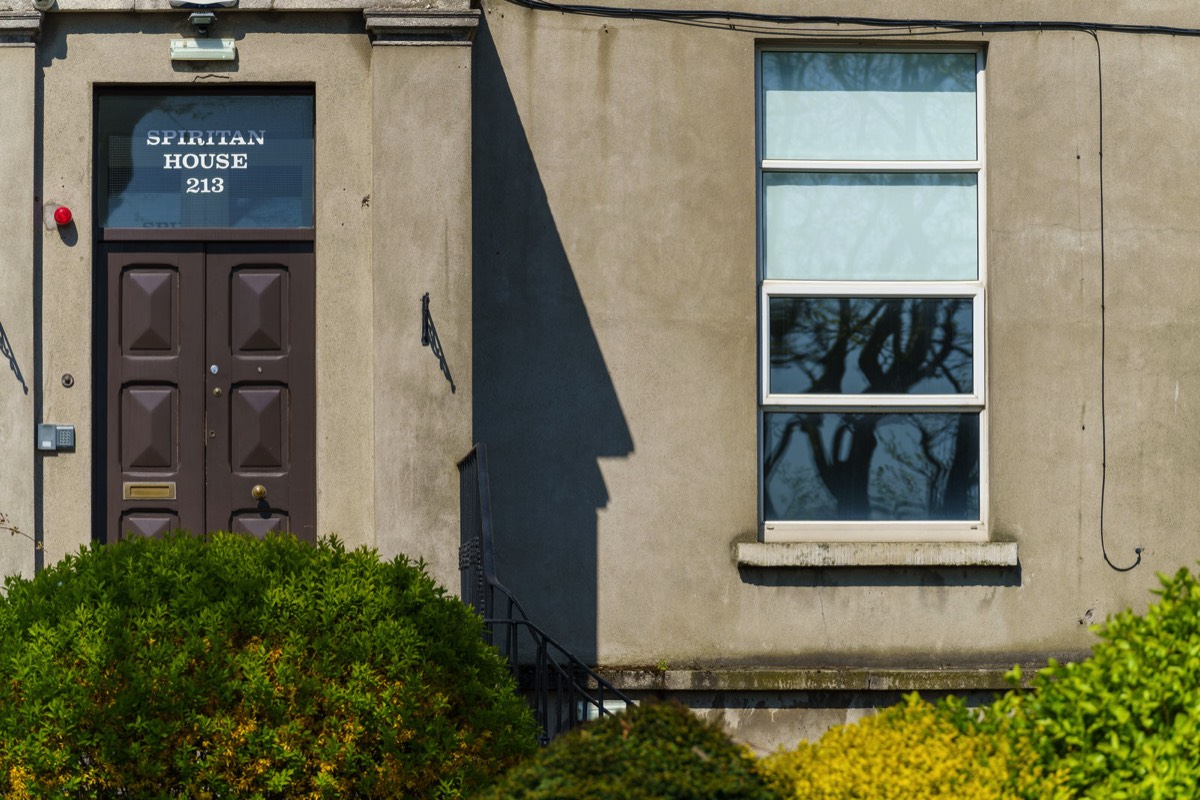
top-left (472, 18), bottom-right (633, 664)
top-left (739, 564), bottom-right (1022, 589)
top-left (0, 320), bottom-right (29, 396)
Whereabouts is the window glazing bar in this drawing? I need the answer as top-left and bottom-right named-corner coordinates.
top-left (762, 159), bottom-right (982, 173)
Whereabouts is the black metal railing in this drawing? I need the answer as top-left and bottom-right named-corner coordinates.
top-left (458, 444), bottom-right (634, 743)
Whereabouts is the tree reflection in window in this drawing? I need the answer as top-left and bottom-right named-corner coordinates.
top-left (769, 297), bottom-right (973, 395)
top-left (765, 297), bottom-right (977, 520)
top-left (764, 412), bottom-right (979, 521)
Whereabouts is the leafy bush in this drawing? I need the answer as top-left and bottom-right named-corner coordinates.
top-left (0, 533), bottom-right (538, 799)
top-left (965, 566), bottom-right (1200, 799)
top-left (761, 694), bottom-right (1067, 800)
top-left (473, 700), bottom-right (777, 800)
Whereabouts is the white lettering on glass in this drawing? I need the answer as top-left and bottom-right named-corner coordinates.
top-left (185, 177), bottom-right (225, 193)
top-left (145, 129), bottom-right (268, 147)
top-left (144, 125), bottom-right (276, 205)
top-left (163, 152), bottom-right (250, 170)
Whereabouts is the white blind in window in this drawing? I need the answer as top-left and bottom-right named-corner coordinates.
top-left (762, 51), bottom-right (977, 161)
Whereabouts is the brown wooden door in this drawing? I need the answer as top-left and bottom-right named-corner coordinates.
top-left (106, 244), bottom-right (315, 542)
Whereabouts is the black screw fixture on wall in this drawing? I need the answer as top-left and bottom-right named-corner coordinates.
top-left (421, 292), bottom-right (456, 394)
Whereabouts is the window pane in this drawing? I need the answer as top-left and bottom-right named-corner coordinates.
top-left (762, 51), bottom-right (977, 161)
top-left (763, 412), bottom-right (980, 521)
top-left (96, 93), bottom-right (315, 229)
top-left (769, 297), bottom-right (973, 395)
top-left (763, 173), bottom-right (978, 281)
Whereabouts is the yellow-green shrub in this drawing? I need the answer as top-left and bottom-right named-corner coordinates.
top-left (967, 566), bottom-right (1200, 799)
top-left (761, 694), bottom-right (1070, 800)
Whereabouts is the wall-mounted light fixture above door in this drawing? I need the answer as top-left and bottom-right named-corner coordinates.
top-left (170, 38), bottom-right (236, 61)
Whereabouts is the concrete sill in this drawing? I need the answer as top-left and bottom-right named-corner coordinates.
top-left (597, 665), bottom-right (1029, 693)
top-left (737, 541), bottom-right (1018, 568)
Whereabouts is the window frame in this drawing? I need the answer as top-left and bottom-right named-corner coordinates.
top-left (756, 45), bottom-right (989, 543)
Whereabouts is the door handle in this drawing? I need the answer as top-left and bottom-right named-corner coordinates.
top-left (251, 484), bottom-right (268, 501)
top-left (212, 387), bottom-right (222, 397)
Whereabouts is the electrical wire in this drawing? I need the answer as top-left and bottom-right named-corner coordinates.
top-left (1086, 30), bottom-right (1142, 572)
top-left (500, 1), bottom-right (1200, 39)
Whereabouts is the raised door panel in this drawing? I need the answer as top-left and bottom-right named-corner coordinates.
top-left (232, 513), bottom-right (290, 539)
top-left (121, 386), bottom-right (177, 469)
top-left (230, 387), bottom-right (289, 470)
top-left (121, 270), bottom-right (178, 353)
top-left (119, 513), bottom-right (181, 540)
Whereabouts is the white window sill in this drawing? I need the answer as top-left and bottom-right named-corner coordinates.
top-left (737, 541), bottom-right (1018, 568)
top-left (763, 521), bottom-right (988, 543)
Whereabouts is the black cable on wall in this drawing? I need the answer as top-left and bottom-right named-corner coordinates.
top-left (501, 1), bottom-right (1200, 39)
top-left (1084, 30), bottom-right (1142, 572)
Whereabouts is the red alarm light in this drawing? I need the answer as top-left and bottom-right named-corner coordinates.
top-left (53, 206), bottom-right (72, 226)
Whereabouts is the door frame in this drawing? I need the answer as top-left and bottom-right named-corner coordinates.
top-left (91, 85), bottom-right (318, 544)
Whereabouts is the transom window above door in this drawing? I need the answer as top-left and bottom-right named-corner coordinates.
top-left (96, 91), bottom-right (314, 231)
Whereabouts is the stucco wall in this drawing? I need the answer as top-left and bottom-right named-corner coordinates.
top-left (0, 36), bottom-right (37, 580)
top-left (371, 38), bottom-right (475, 592)
top-left (14, 0), bottom-right (1200, 690)
top-left (474, 0), bottom-right (1200, 670)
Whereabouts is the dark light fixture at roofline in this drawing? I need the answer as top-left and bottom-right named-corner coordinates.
top-left (188, 12), bottom-right (216, 35)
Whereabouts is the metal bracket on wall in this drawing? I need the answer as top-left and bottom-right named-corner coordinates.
top-left (421, 293), bottom-right (456, 394)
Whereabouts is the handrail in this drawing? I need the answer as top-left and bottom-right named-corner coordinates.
top-left (458, 444), bottom-right (634, 743)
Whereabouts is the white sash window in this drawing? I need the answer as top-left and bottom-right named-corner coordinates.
top-left (759, 49), bottom-right (987, 542)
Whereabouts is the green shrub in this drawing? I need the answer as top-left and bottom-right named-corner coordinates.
top-left (964, 566), bottom-right (1200, 799)
top-left (0, 533), bottom-right (538, 799)
top-left (473, 700), bottom-right (778, 800)
top-left (762, 694), bottom-right (1068, 800)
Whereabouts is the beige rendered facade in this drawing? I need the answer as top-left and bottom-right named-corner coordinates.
top-left (3, 0), bottom-right (1200, 748)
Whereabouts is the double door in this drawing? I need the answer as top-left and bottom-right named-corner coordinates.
top-left (105, 243), bottom-right (315, 542)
